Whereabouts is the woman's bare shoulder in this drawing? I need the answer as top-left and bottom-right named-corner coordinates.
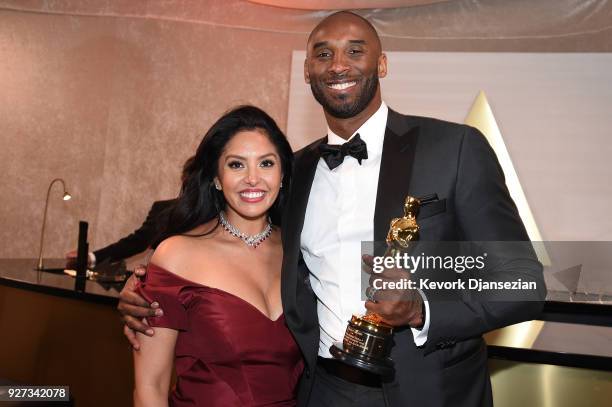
top-left (150, 236), bottom-right (190, 275)
top-left (150, 221), bottom-right (220, 277)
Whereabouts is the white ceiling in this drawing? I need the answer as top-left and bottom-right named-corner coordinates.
top-left (245, 0), bottom-right (449, 10)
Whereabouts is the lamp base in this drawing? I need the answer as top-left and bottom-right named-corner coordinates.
top-left (34, 267), bottom-right (65, 273)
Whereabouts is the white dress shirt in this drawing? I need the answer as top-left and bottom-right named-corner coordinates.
top-left (301, 102), bottom-right (430, 358)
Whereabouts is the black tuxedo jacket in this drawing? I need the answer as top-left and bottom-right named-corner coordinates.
top-left (281, 109), bottom-right (545, 407)
top-left (94, 199), bottom-right (175, 264)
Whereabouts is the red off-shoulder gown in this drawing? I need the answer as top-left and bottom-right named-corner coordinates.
top-left (137, 263), bottom-right (304, 406)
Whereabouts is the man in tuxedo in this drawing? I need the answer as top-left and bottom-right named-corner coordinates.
top-left (118, 11), bottom-right (545, 406)
top-left (280, 11), bottom-right (544, 407)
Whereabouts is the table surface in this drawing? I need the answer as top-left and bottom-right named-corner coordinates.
top-left (0, 258), bottom-right (120, 301)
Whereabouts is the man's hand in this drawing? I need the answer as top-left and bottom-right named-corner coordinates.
top-left (117, 265), bottom-right (163, 350)
top-left (362, 254), bottom-right (424, 328)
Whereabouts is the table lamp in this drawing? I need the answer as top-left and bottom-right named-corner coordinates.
top-left (36, 178), bottom-right (71, 270)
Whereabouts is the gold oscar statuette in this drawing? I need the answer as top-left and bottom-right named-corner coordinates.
top-left (330, 196), bottom-right (421, 376)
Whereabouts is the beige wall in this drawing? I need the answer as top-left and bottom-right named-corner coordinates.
top-left (1, 0), bottom-right (611, 259)
top-left (0, 2), bottom-right (305, 258)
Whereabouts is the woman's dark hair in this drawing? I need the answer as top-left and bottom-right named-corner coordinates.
top-left (155, 105), bottom-right (293, 245)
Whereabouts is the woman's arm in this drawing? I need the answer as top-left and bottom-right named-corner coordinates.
top-left (133, 327), bottom-right (177, 407)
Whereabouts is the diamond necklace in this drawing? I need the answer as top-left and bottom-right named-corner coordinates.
top-left (219, 211), bottom-right (272, 248)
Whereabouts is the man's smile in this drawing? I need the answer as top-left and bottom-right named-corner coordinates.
top-left (327, 80), bottom-right (357, 91)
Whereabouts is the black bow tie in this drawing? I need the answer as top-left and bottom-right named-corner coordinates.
top-left (318, 133), bottom-right (368, 170)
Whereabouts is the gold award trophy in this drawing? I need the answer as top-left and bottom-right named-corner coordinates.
top-left (330, 196), bottom-right (421, 376)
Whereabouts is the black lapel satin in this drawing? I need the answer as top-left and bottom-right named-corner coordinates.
top-left (285, 138), bottom-right (325, 251)
top-left (281, 137), bottom-right (325, 331)
top-left (373, 110), bottom-right (420, 244)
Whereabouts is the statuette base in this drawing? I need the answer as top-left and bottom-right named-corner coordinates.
top-left (330, 342), bottom-right (394, 376)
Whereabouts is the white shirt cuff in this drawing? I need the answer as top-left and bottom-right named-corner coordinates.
top-left (410, 289), bottom-right (430, 346)
top-left (89, 252), bottom-right (96, 268)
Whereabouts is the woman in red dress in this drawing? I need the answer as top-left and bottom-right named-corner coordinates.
top-left (133, 106), bottom-right (302, 406)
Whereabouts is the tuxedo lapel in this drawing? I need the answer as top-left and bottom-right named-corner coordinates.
top-left (281, 137), bottom-right (324, 334)
top-left (285, 139), bottom-right (325, 250)
top-left (374, 110), bottom-right (420, 243)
